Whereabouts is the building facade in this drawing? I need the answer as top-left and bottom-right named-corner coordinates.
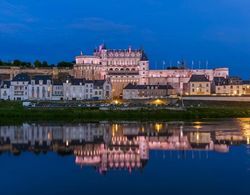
top-left (188, 75), bottom-right (211, 95)
top-left (28, 75), bottom-right (52, 100)
top-left (10, 73), bottom-right (30, 100)
top-left (123, 83), bottom-right (175, 100)
top-left (74, 44), bottom-right (229, 97)
top-left (63, 78), bottom-right (112, 100)
top-left (0, 81), bottom-right (10, 100)
top-left (74, 44), bottom-right (149, 98)
top-left (214, 77), bottom-right (250, 95)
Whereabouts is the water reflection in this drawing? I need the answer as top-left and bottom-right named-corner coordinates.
top-left (0, 119), bottom-right (249, 174)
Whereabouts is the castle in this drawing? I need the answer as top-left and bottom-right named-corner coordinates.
top-left (74, 44), bottom-right (229, 97)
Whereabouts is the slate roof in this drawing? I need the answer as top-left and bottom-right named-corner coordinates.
top-left (189, 75), bottom-right (209, 82)
top-left (68, 79), bottom-right (107, 88)
top-left (243, 80), bottom-right (250, 85)
top-left (1, 81), bottom-right (10, 88)
top-left (124, 83), bottom-right (173, 90)
top-left (52, 79), bottom-right (63, 85)
top-left (213, 77), bottom-right (228, 85)
top-left (30, 75), bottom-right (52, 84)
top-left (71, 79), bottom-right (86, 85)
top-left (12, 73), bottom-right (30, 82)
top-left (86, 80), bottom-right (106, 89)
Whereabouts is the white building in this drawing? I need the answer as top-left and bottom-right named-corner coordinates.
top-left (63, 78), bottom-right (112, 100)
top-left (28, 75), bottom-right (52, 100)
top-left (0, 81), bottom-right (10, 100)
top-left (52, 80), bottom-right (64, 100)
top-left (10, 73), bottom-right (30, 100)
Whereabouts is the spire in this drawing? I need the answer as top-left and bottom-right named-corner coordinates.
top-left (128, 45), bottom-right (132, 53)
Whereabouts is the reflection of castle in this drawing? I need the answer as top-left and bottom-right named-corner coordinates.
top-left (0, 121), bottom-right (249, 173)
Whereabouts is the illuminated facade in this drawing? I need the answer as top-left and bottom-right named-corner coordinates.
top-left (74, 44), bottom-right (229, 97)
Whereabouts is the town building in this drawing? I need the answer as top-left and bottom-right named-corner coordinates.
top-left (52, 79), bottom-right (64, 100)
top-left (63, 78), bottom-right (112, 100)
top-left (28, 75), bottom-right (52, 100)
top-left (123, 83), bottom-right (175, 100)
top-left (214, 77), bottom-right (250, 96)
top-left (0, 81), bottom-right (10, 100)
top-left (188, 74), bottom-right (211, 95)
top-left (10, 73), bottom-right (30, 100)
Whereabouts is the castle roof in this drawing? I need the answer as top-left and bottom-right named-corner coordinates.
top-left (189, 75), bottom-right (209, 82)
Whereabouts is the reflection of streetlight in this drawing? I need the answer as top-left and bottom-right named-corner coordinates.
top-left (237, 118), bottom-right (250, 144)
top-left (155, 123), bottom-right (163, 132)
top-left (47, 132), bottom-right (52, 141)
top-left (151, 99), bottom-right (165, 106)
top-left (196, 132), bottom-right (200, 142)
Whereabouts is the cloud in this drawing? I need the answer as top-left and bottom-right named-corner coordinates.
top-left (0, 23), bottom-right (29, 34)
top-left (70, 17), bottom-right (133, 33)
top-left (0, 0), bottom-right (27, 17)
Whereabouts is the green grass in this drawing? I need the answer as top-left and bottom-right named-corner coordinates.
top-left (1, 101), bottom-right (250, 125)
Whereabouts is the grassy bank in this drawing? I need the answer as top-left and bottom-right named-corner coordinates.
top-left (1, 101), bottom-right (250, 124)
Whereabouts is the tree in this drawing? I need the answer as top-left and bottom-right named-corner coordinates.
top-left (42, 61), bottom-right (49, 67)
top-left (34, 60), bottom-right (42, 68)
top-left (12, 60), bottom-right (22, 66)
top-left (57, 61), bottom-right (74, 68)
top-left (23, 62), bottom-right (32, 67)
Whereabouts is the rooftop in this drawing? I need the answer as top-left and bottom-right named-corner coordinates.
top-left (12, 73), bottom-right (30, 82)
top-left (124, 83), bottom-right (173, 90)
top-left (31, 75), bottom-right (52, 84)
top-left (0, 81), bottom-right (10, 88)
top-left (189, 75), bottom-right (209, 82)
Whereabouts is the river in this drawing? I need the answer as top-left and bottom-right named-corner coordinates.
top-left (0, 119), bottom-right (249, 195)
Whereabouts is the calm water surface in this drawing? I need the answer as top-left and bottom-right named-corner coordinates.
top-left (0, 119), bottom-right (250, 195)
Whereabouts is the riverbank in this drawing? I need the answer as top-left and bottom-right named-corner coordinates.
top-left (1, 101), bottom-right (250, 124)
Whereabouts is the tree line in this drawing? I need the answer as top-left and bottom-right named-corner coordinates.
top-left (0, 60), bottom-right (74, 68)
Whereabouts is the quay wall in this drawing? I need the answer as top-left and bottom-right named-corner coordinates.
top-left (183, 96), bottom-right (250, 102)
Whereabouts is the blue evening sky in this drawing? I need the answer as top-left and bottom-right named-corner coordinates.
top-left (0, 0), bottom-right (250, 78)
